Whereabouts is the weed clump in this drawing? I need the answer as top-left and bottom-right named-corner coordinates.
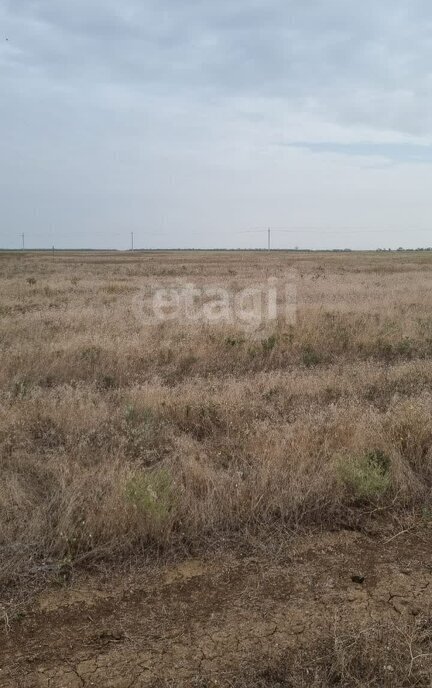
top-left (302, 346), bottom-right (322, 367)
top-left (125, 469), bottom-right (174, 528)
top-left (338, 450), bottom-right (390, 501)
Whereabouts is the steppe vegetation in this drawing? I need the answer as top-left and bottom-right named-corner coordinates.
top-left (2, 249), bottom-right (432, 586)
top-left (2, 250), bottom-right (432, 686)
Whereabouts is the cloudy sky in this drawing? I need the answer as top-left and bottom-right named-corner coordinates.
top-left (2, 0), bottom-right (432, 249)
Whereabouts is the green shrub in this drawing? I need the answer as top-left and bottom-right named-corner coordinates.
top-left (225, 336), bottom-right (244, 347)
top-left (98, 374), bottom-right (117, 390)
top-left (338, 450), bottom-right (390, 501)
top-left (301, 347), bottom-right (322, 367)
top-left (125, 469), bottom-right (174, 525)
top-left (262, 334), bottom-right (277, 353)
top-left (12, 378), bottom-right (31, 399)
top-left (80, 345), bottom-right (102, 364)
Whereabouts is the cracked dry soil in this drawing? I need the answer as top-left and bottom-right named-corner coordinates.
top-left (1, 529), bottom-right (432, 687)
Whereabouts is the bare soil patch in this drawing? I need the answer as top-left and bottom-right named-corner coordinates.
top-left (1, 529), bottom-right (432, 687)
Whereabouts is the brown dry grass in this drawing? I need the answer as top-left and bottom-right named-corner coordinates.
top-left (2, 250), bottom-right (432, 586)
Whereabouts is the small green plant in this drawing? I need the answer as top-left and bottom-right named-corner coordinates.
top-left (12, 378), bottom-right (30, 399)
top-left (374, 338), bottom-right (394, 361)
top-left (125, 403), bottom-right (138, 424)
top-left (80, 345), bottom-right (102, 364)
top-left (262, 334), bottom-right (277, 353)
top-left (59, 518), bottom-right (94, 568)
top-left (124, 404), bottom-right (157, 426)
top-left (263, 385), bottom-right (280, 401)
top-left (125, 469), bottom-right (174, 525)
top-left (283, 325), bottom-right (295, 345)
top-left (225, 336), bottom-right (244, 347)
top-left (395, 337), bottom-right (414, 357)
top-left (99, 374), bottom-right (117, 390)
top-left (102, 283), bottom-right (135, 295)
top-left (338, 450), bottom-right (390, 501)
top-left (301, 346), bottom-right (322, 367)
top-left (56, 557), bottom-right (73, 585)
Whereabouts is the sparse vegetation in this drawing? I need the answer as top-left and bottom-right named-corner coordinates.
top-left (125, 468), bottom-right (174, 527)
top-left (2, 249), bottom-right (432, 684)
top-left (2, 250), bottom-right (432, 585)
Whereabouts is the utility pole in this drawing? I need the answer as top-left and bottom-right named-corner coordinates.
top-left (21, 233), bottom-right (25, 251)
top-left (131, 231), bottom-right (134, 251)
top-left (267, 228), bottom-right (271, 252)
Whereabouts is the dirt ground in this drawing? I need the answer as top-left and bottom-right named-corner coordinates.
top-left (1, 528), bottom-right (431, 687)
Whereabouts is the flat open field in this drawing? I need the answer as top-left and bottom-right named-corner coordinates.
top-left (1, 250), bottom-right (432, 686)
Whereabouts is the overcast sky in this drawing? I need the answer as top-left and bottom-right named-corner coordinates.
top-left (2, 0), bottom-right (432, 250)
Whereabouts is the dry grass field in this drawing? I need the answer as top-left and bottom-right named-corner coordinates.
top-left (1, 249), bottom-right (432, 686)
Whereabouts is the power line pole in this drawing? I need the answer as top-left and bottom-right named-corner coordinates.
top-left (21, 233), bottom-right (25, 251)
top-left (131, 232), bottom-right (134, 251)
top-left (268, 228), bottom-right (271, 252)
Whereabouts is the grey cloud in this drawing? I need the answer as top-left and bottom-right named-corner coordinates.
top-left (3, 1), bottom-right (432, 120)
top-left (3, 5), bottom-right (431, 149)
top-left (2, 1), bottom-right (432, 249)
top-left (284, 142), bottom-right (432, 164)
